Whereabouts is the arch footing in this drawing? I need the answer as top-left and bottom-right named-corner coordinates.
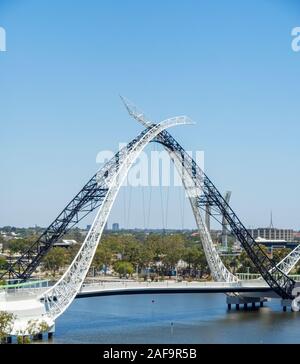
top-left (282, 299), bottom-right (295, 312)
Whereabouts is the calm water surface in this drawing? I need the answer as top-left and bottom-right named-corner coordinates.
top-left (51, 293), bottom-right (300, 344)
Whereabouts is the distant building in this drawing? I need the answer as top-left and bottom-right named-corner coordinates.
top-left (293, 231), bottom-right (300, 240)
top-left (248, 228), bottom-right (294, 242)
top-left (112, 223), bottom-right (119, 232)
top-left (54, 239), bottom-right (78, 248)
top-left (86, 225), bottom-right (92, 231)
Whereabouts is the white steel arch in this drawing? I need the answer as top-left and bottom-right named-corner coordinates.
top-left (120, 96), bottom-right (300, 281)
top-left (41, 116), bottom-right (193, 321)
top-left (169, 149), bottom-right (238, 282)
top-left (266, 245), bottom-right (300, 276)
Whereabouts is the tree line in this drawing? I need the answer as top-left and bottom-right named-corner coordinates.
top-left (0, 232), bottom-right (298, 280)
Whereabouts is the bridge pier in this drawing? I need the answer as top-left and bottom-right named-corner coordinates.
top-left (281, 299), bottom-right (292, 312)
top-left (226, 295), bottom-right (267, 311)
top-left (47, 323), bottom-right (55, 340)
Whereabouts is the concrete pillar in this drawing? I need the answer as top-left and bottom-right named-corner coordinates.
top-left (244, 303), bottom-right (247, 309)
top-left (252, 302), bottom-right (256, 309)
top-left (227, 303), bottom-right (231, 310)
top-left (260, 301), bottom-right (264, 307)
top-left (236, 304), bottom-right (239, 310)
top-left (281, 299), bottom-right (292, 311)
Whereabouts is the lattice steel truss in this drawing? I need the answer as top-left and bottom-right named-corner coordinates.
top-left (158, 131), bottom-right (295, 299)
top-left (0, 126), bottom-right (156, 281)
top-left (122, 96), bottom-right (297, 299)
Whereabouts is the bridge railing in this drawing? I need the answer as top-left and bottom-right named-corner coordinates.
top-left (287, 275), bottom-right (300, 282)
top-left (236, 273), bottom-right (261, 280)
top-left (79, 280), bottom-right (247, 293)
top-left (0, 279), bottom-right (50, 297)
top-left (236, 273), bottom-right (300, 282)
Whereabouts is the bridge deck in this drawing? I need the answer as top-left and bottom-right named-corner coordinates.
top-left (0, 279), bottom-right (278, 334)
top-left (77, 280), bottom-right (274, 298)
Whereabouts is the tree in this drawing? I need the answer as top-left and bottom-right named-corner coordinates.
top-left (101, 235), bottom-right (123, 255)
top-left (26, 319), bottom-right (49, 337)
top-left (0, 256), bottom-right (8, 271)
top-left (64, 244), bottom-right (80, 265)
top-left (122, 240), bottom-right (142, 268)
top-left (8, 238), bottom-right (34, 255)
top-left (229, 257), bottom-right (238, 274)
top-left (113, 261), bottom-right (134, 277)
top-left (145, 235), bottom-right (165, 263)
top-left (272, 248), bottom-right (291, 265)
top-left (0, 236), bottom-right (5, 253)
top-left (160, 235), bottom-right (185, 274)
top-left (236, 250), bottom-right (257, 273)
top-left (183, 247), bottom-right (197, 275)
top-left (183, 246), bottom-right (208, 277)
top-left (42, 247), bottom-right (67, 276)
top-left (93, 245), bottom-right (113, 273)
top-left (136, 245), bottom-right (153, 272)
top-left (0, 311), bottom-right (15, 343)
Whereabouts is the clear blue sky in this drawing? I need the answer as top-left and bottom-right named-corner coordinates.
top-left (0, 0), bottom-right (299, 230)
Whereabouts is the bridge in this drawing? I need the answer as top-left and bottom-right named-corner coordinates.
top-left (1, 97), bottom-right (300, 340)
top-left (78, 280), bottom-right (272, 298)
top-left (0, 278), bottom-right (274, 298)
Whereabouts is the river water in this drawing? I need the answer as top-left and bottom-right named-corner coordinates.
top-left (51, 293), bottom-right (300, 344)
